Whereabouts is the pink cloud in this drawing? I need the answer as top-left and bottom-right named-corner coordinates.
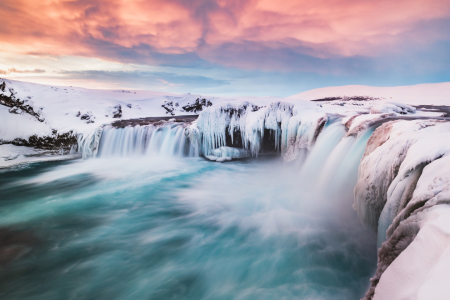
top-left (0, 0), bottom-right (449, 71)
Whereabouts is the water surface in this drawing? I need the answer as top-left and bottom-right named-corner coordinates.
top-left (0, 156), bottom-right (376, 300)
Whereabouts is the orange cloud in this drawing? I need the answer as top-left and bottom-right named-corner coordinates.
top-left (0, 0), bottom-right (449, 70)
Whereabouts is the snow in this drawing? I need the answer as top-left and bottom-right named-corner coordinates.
top-left (0, 78), bottom-right (218, 137)
top-left (0, 105), bottom-right (52, 141)
top-left (346, 113), bottom-right (396, 136)
top-left (354, 120), bottom-right (450, 300)
top-left (0, 144), bottom-right (77, 168)
top-left (373, 205), bottom-right (450, 300)
top-left (288, 82), bottom-right (450, 106)
top-left (205, 146), bottom-right (250, 162)
top-left (370, 102), bottom-right (416, 114)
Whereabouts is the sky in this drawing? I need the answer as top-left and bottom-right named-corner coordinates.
top-left (0, 0), bottom-right (449, 96)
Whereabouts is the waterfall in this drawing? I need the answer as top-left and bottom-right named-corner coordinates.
top-left (295, 120), bottom-right (374, 198)
top-left (96, 124), bottom-right (198, 158)
top-left (78, 127), bottom-right (103, 159)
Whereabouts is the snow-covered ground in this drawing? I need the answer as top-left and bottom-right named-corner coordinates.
top-left (0, 144), bottom-right (77, 168)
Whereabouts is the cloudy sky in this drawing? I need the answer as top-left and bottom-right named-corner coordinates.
top-left (0, 0), bottom-right (449, 96)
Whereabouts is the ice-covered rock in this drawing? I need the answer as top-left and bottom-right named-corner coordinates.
top-left (368, 155), bottom-right (450, 299)
top-left (205, 146), bottom-right (250, 162)
top-left (283, 109), bottom-right (328, 162)
top-left (192, 100), bottom-right (327, 160)
top-left (354, 119), bottom-right (450, 300)
top-left (370, 102), bottom-right (416, 115)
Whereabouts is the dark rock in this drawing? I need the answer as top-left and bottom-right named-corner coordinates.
top-left (111, 115), bottom-right (198, 128)
top-left (251, 105), bottom-right (261, 111)
top-left (162, 101), bottom-right (175, 115)
top-left (1, 130), bottom-right (78, 152)
top-left (78, 111), bottom-right (94, 123)
top-left (311, 96), bottom-right (381, 102)
top-left (413, 105), bottom-right (450, 117)
top-left (182, 98), bottom-right (212, 113)
top-left (112, 105), bottom-right (122, 118)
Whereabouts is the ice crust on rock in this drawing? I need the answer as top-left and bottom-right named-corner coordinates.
top-left (205, 146), bottom-right (250, 162)
top-left (370, 102), bottom-right (416, 114)
top-left (354, 120), bottom-right (447, 231)
top-left (354, 119), bottom-right (450, 300)
top-left (192, 100), bottom-right (329, 161)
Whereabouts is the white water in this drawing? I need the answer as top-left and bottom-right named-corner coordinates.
top-left (97, 124), bottom-right (198, 158)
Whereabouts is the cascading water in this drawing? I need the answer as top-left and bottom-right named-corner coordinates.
top-left (97, 124), bottom-right (199, 158)
top-left (0, 113), bottom-right (380, 300)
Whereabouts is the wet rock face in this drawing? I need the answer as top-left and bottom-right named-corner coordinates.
top-left (111, 115), bottom-right (198, 128)
top-left (223, 127), bottom-right (280, 154)
top-left (0, 80), bottom-right (45, 122)
top-left (225, 127), bottom-right (244, 148)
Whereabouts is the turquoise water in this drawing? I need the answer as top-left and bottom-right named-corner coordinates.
top-left (0, 157), bottom-right (376, 300)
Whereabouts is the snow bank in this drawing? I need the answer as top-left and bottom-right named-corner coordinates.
top-left (0, 144), bottom-right (77, 168)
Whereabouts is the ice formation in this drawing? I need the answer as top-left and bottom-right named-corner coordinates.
top-left (354, 119), bottom-right (450, 300)
top-left (192, 100), bottom-right (329, 161)
top-left (205, 146), bottom-right (250, 162)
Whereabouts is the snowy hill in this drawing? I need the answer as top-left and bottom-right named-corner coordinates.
top-left (288, 82), bottom-right (450, 105)
top-left (0, 78), bottom-right (222, 136)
